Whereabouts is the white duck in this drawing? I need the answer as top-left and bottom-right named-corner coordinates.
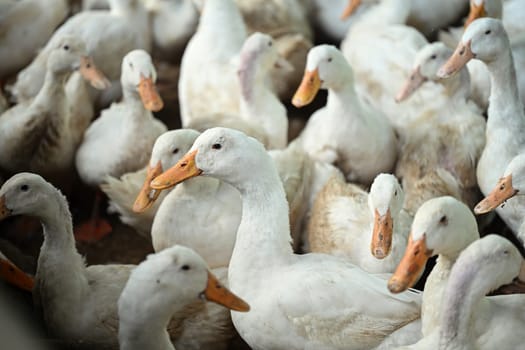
top-left (340, 0), bottom-right (433, 131)
top-left (187, 32), bottom-right (290, 150)
top-left (150, 127), bottom-right (421, 350)
top-left (9, 0), bottom-right (150, 105)
top-left (292, 44), bottom-right (397, 184)
top-left (437, 234), bottom-right (525, 350)
top-left (0, 36), bottom-right (109, 178)
top-left (438, 18), bottom-right (525, 235)
top-left (179, 0), bottom-right (246, 125)
top-left (394, 42), bottom-right (486, 213)
top-left (0, 0), bottom-right (68, 80)
top-left (388, 196), bottom-right (480, 341)
top-left (0, 172), bottom-right (245, 350)
top-left (474, 153), bottom-right (525, 243)
top-left (101, 129), bottom-right (201, 238)
top-left (118, 245), bottom-right (250, 350)
top-left (307, 173), bottom-right (412, 274)
top-left (76, 49), bottom-right (167, 187)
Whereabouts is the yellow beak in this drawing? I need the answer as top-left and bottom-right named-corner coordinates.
top-left (133, 161), bottom-right (164, 213)
top-left (79, 56), bottom-right (111, 90)
top-left (150, 150), bottom-right (202, 190)
top-left (437, 40), bottom-right (474, 79)
top-left (474, 174), bottom-right (519, 214)
top-left (388, 234), bottom-right (432, 293)
top-left (371, 209), bottom-right (394, 259)
top-left (202, 271), bottom-right (250, 312)
top-left (138, 74), bottom-right (164, 112)
top-left (292, 69), bottom-right (321, 108)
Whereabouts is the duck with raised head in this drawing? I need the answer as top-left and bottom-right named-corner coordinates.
top-left (9, 0), bottom-right (150, 106)
top-left (292, 44), bottom-right (397, 185)
top-left (438, 18), bottom-right (525, 237)
top-left (0, 36), bottom-right (109, 179)
top-left (386, 196), bottom-right (480, 348)
top-left (75, 49), bottom-right (166, 241)
top-left (118, 245), bottom-right (250, 350)
top-left (307, 173), bottom-right (411, 274)
top-left (0, 172), bottom-right (247, 350)
top-left (394, 42), bottom-right (486, 214)
top-left (150, 127), bottom-right (421, 350)
top-left (187, 32), bottom-right (290, 150)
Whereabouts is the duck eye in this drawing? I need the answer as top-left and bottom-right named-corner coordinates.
top-left (268, 41), bottom-right (272, 47)
top-left (327, 57), bottom-right (333, 62)
top-left (394, 190), bottom-right (398, 196)
top-left (63, 45), bottom-right (69, 51)
top-left (172, 148), bottom-right (179, 154)
top-left (181, 265), bottom-right (190, 271)
top-left (503, 250), bottom-right (509, 255)
top-left (20, 184), bottom-right (29, 192)
top-left (212, 143), bottom-right (222, 150)
top-left (129, 62), bottom-right (133, 69)
top-left (439, 215), bottom-right (448, 225)
top-left (430, 54), bottom-right (437, 60)
top-left (485, 30), bottom-right (491, 35)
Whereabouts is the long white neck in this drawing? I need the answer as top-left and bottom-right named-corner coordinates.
top-left (32, 69), bottom-right (68, 115)
top-left (326, 82), bottom-right (364, 122)
top-left (228, 153), bottom-right (293, 292)
top-left (36, 191), bottom-right (88, 318)
top-left (239, 63), bottom-right (287, 149)
top-left (119, 297), bottom-right (177, 350)
top-left (438, 261), bottom-right (495, 350)
top-left (197, 0), bottom-right (246, 60)
top-left (421, 255), bottom-right (455, 336)
top-left (121, 88), bottom-right (152, 120)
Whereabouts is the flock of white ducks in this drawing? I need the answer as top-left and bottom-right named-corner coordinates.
top-left (0, 0), bottom-right (525, 349)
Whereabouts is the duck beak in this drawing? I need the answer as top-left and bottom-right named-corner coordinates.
top-left (138, 74), bottom-right (164, 112)
top-left (395, 66), bottom-right (426, 103)
top-left (464, 2), bottom-right (486, 29)
top-left (133, 161), bottom-right (164, 213)
top-left (0, 258), bottom-right (34, 292)
top-left (150, 150), bottom-right (202, 190)
top-left (371, 209), bottom-right (393, 259)
top-left (201, 271), bottom-right (250, 312)
top-left (79, 56), bottom-right (111, 90)
top-left (341, 0), bottom-right (361, 20)
top-left (0, 196), bottom-right (12, 220)
top-left (388, 234), bottom-right (432, 293)
top-left (474, 174), bottom-right (518, 214)
top-left (292, 68), bottom-right (321, 107)
top-left (437, 40), bottom-right (474, 78)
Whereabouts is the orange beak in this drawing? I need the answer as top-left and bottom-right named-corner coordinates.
top-left (395, 66), bottom-right (427, 103)
top-left (371, 209), bottom-right (394, 259)
top-left (464, 2), bottom-right (486, 29)
top-left (341, 0), bottom-right (362, 20)
top-left (133, 161), bottom-right (164, 213)
top-left (388, 234), bottom-right (432, 293)
top-left (0, 258), bottom-right (34, 292)
top-left (80, 56), bottom-right (111, 90)
top-left (202, 271), bottom-right (250, 312)
top-left (437, 40), bottom-right (474, 78)
top-left (150, 150), bottom-right (202, 190)
top-left (292, 69), bottom-right (321, 108)
top-left (0, 196), bottom-right (12, 220)
top-left (138, 74), bottom-right (164, 112)
top-left (474, 174), bottom-right (519, 214)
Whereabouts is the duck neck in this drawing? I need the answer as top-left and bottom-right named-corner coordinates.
top-left (421, 254), bottom-right (455, 336)
top-left (122, 88), bottom-right (150, 117)
top-left (36, 191), bottom-right (87, 312)
top-left (326, 83), bottom-right (362, 119)
top-left (438, 262), bottom-right (493, 350)
top-left (228, 155), bottom-right (293, 289)
top-left (32, 69), bottom-right (68, 113)
top-left (485, 50), bottom-right (525, 133)
top-left (198, 0), bottom-right (246, 59)
top-left (119, 301), bottom-right (175, 350)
